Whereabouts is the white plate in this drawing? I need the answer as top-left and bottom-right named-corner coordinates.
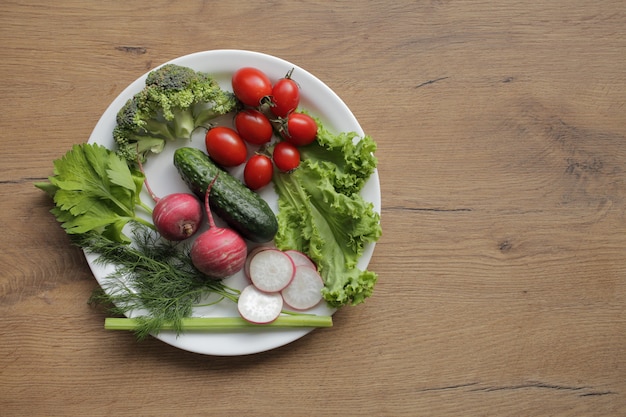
top-left (87, 50), bottom-right (380, 356)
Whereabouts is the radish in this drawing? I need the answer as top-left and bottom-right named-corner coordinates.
top-left (281, 266), bottom-right (324, 311)
top-left (190, 175), bottom-right (248, 279)
top-left (285, 249), bottom-right (317, 270)
top-left (247, 248), bottom-right (295, 292)
top-left (238, 284), bottom-right (283, 324)
top-left (243, 246), bottom-right (272, 280)
top-left (138, 157), bottom-right (203, 241)
top-left (152, 194), bottom-right (204, 241)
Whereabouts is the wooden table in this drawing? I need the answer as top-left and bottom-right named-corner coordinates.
top-left (2, 1), bottom-right (625, 415)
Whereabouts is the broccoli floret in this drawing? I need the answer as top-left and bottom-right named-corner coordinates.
top-left (145, 64), bottom-right (198, 90)
top-left (113, 125), bottom-right (165, 164)
top-left (113, 64), bottom-right (238, 164)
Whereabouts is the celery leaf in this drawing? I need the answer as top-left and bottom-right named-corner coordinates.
top-left (36, 143), bottom-right (152, 242)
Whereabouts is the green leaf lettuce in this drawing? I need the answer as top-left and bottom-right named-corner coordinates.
top-left (273, 121), bottom-right (381, 307)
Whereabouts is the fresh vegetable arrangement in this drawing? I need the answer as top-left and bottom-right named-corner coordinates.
top-left (36, 61), bottom-right (381, 344)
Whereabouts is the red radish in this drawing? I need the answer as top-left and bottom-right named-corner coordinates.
top-left (243, 246), bottom-right (272, 280)
top-left (238, 284), bottom-right (283, 324)
top-left (138, 157), bottom-right (202, 241)
top-left (190, 175), bottom-right (247, 279)
top-left (247, 248), bottom-right (295, 292)
top-left (285, 250), bottom-right (317, 270)
top-left (281, 266), bottom-right (324, 311)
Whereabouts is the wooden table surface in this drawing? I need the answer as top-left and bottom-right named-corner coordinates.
top-left (2, 1), bottom-right (625, 416)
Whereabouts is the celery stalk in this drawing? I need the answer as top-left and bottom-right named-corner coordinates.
top-left (105, 316), bottom-right (333, 331)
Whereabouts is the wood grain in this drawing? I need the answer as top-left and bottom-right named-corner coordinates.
top-left (1, 1), bottom-right (625, 416)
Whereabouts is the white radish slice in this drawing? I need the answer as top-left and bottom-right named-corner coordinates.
top-left (238, 285), bottom-right (283, 324)
top-left (285, 249), bottom-right (317, 270)
top-left (248, 248), bottom-right (295, 292)
top-left (244, 246), bottom-right (272, 280)
top-left (281, 266), bottom-right (324, 311)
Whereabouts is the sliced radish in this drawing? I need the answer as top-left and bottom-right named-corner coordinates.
top-left (285, 249), bottom-right (317, 270)
top-left (281, 266), bottom-right (324, 311)
top-left (238, 285), bottom-right (283, 324)
top-left (244, 246), bottom-right (272, 280)
top-left (248, 248), bottom-right (295, 292)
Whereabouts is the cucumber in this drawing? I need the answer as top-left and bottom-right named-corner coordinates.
top-left (173, 147), bottom-right (278, 243)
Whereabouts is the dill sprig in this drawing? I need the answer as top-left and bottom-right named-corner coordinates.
top-left (77, 223), bottom-right (239, 340)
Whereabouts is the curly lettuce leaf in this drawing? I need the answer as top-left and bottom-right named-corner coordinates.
top-left (298, 119), bottom-right (378, 196)
top-left (273, 124), bottom-right (381, 307)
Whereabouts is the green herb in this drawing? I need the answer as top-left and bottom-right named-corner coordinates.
top-left (35, 143), bottom-right (153, 243)
top-left (82, 223), bottom-right (240, 340)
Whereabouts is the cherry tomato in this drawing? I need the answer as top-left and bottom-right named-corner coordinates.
top-left (272, 141), bottom-right (300, 172)
top-left (234, 109), bottom-right (273, 145)
top-left (232, 67), bottom-right (272, 107)
top-left (244, 154), bottom-right (274, 190)
top-left (283, 112), bottom-right (318, 146)
top-left (205, 126), bottom-right (247, 167)
top-left (270, 69), bottom-right (300, 117)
